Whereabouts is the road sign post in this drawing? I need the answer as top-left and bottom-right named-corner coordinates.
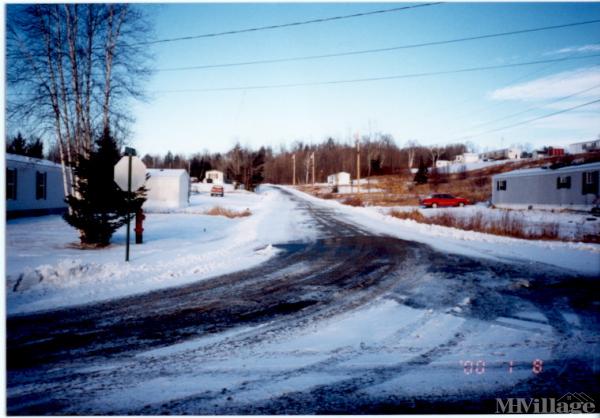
top-left (114, 148), bottom-right (146, 262)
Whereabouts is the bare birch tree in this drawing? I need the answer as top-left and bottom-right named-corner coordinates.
top-left (6, 4), bottom-right (152, 199)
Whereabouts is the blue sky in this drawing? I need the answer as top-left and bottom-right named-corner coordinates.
top-left (130, 2), bottom-right (600, 156)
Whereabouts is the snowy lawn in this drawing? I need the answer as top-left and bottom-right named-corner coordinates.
top-left (284, 186), bottom-right (600, 276)
top-left (384, 203), bottom-right (600, 242)
top-left (6, 188), bottom-right (315, 315)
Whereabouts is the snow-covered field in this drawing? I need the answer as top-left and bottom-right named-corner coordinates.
top-left (6, 188), bottom-right (315, 314)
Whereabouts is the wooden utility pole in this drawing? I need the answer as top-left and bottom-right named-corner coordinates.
top-left (355, 133), bottom-right (361, 195)
top-left (292, 154), bottom-right (296, 185)
top-left (311, 152), bottom-right (315, 185)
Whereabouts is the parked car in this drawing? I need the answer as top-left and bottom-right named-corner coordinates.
top-left (420, 193), bottom-right (470, 208)
top-left (210, 185), bottom-right (224, 197)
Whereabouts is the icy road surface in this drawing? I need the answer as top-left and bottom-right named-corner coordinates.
top-left (6, 187), bottom-right (600, 414)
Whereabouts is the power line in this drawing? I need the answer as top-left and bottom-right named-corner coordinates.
top-left (156, 19), bottom-right (600, 72)
top-left (453, 98), bottom-right (600, 141)
top-left (458, 82), bottom-right (600, 133)
top-left (138, 2), bottom-right (443, 46)
top-left (155, 53), bottom-right (600, 93)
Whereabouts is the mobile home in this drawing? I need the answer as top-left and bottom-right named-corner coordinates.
top-left (203, 170), bottom-right (224, 184)
top-left (569, 139), bottom-right (600, 155)
top-left (492, 162), bottom-right (600, 210)
top-left (6, 153), bottom-right (69, 219)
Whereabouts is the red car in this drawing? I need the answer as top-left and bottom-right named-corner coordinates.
top-left (420, 193), bottom-right (469, 208)
top-left (210, 185), bottom-right (224, 197)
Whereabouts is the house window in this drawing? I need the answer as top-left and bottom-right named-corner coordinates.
top-left (582, 171), bottom-right (599, 195)
top-left (36, 171), bottom-right (47, 200)
top-left (496, 180), bottom-right (507, 191)
top-left (557, 176), bottom-right (571, 189)
top-left (6, 168), bottom-right (17, 200)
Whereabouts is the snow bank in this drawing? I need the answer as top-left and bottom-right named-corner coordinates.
top-left (283, 186), bottom-right (600, 276)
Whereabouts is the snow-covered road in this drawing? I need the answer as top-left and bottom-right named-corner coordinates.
top-left (6, 186), bottom-right (600, 414)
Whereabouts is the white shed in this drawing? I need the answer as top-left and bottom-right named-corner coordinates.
top-left (327, 171), bottom-right (351, 186)
top-left (144, 169), bottom-right (190, 209)
top-left (203, 170), bottom-right (224, 184)
top-left (6, 153), bottom-right (69, 218)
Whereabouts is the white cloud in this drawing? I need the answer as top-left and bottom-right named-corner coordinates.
top-left (549, 44), bottom-right (600, 55)
top-left (490, 67), bottom-right (600, 101)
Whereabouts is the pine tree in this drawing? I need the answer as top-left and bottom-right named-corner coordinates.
top-left (414, 157), bottom-right (428, 184)
top-left (26, 138), bottom-right (44, 158)
top-left (6, 132), bottom-right (27, 155)
top-left (64, 128), bottom-right (146, 247)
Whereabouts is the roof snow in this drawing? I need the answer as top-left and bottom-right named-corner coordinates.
top-left (6, 153), bottom-right (64, 169)
top-left (147, 168), bottom-right (188, 178)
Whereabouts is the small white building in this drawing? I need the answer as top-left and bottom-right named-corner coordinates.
top-left (144, 169), bottom-right (190, 209)
top-left (569, 139), bottom-right (600, 155)
top-left (480, 148), bottom-right (521, 161)
top-left (435, 160), bottom-right (451, 168)
top-left (454, 153), bottom-right (479, 164)
top-left (6, 153), bottom-right (69, 218)
top-left (492, 162), bottom-right (600, 210)
top-left (327, 171), bottom-right (351, 186)
top-left (203, 170), bottom-right (224, 185)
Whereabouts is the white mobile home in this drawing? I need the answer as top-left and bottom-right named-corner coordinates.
top-left (327, 172), bottom-right (351, 186)
top-left (203, 170), bottom-right (224, 184)
top-left (6, 154), bottom-right (69, 218)
top-left (569, 139), bottom-right (600, 155)
top-left (480, 148), bottom-right (521, 161)
top-left (454, 153), bottom-right (479, 164)
top-left (144, 169), bottom-right (190, 209)
top-left (492, 162), bottom-right (600, 210)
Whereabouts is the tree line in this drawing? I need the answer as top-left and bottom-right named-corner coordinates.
top-left (139, 136), bottom-right (470, 186)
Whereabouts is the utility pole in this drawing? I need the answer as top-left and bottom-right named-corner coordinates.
top-left (355, 133), bottom-right (361, 195)
top-left (292, 154), bottom-right (296, 185)
top-left (311, 152), bottom-right (315, 185)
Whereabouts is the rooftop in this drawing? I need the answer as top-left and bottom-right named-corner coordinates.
top-left (6, 153), bottom-right (64, 169)
top-left (147, 168), bottom-right (188, 178)
top-left (494, 161), bottom-right (600, 179)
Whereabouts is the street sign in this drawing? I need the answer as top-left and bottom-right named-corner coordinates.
top-left (114, 156), bottom-right (146, 191)
top-left (114, 149), bottom-right (146, 262)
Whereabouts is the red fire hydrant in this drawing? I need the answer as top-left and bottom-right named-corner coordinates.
top-left (135, 209), bottom-right (145, 244)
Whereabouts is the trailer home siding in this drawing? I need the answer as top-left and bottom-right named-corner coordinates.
top-left (6, 154), bottom-right (68, 218)
top-left (492, 162), bottom-right (600, 209)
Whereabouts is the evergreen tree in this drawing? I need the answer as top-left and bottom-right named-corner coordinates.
top-left (164, 151), bottom-right (174, 168)
top-left (26, 137), bottom-right (44, 158)
top-left (6, 132), bottom-right (27, 155)
top-left (413, 157), bottom-right (428, 184)
top-left (249, 147), bottom-right (266, 191)
top-left (64, 128), bottom-right (146, 247)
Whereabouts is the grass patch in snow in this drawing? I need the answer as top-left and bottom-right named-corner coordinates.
top-left (388, 209), bottom-right (580, 242)
top-left (204, 206), bottom-right (251, 218)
